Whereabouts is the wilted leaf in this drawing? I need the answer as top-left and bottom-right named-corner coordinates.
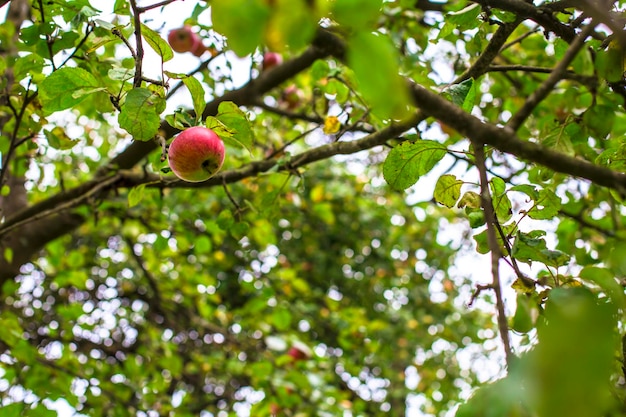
top-left (434, 174), bottom-right (463, 208)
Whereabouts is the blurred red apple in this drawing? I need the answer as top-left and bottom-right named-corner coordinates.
top-left (287, 341), bottom-right (311, 361)
top-left (262, 52), bottom-right (283, 71)
top-left (168, 26), bottom-right (201, 53)
top-left (281, 84), bottom-right (304, 110)
top-left (167, 126), bottom-right (225, 182)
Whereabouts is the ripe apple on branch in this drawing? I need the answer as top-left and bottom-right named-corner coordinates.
top-left (167, 126), bottom-right (226, 182)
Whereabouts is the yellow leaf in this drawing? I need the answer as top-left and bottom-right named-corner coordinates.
top-left (323, 115), bottom-right (341, 135)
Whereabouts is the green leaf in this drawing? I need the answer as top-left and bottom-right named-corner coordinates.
top-left (447, 3), bottom-right (481, 28)
top-left (4, 247), bottom-right (13, 263)
top-left (39, 67), bottom-right (101, 114)
top-left (44, 127), bottom-right (78, 150)
top-left (181, 75), bottom-right (206, 123)
top-left (434, 174), bottom-right (463, 208)
top-left (194, 235), bottom-right (213, 254)
top-left (490, 176), bottom-right (512, 222)
top-left (119, 87), bottom-right (164, 141)
top-left (217, 209), bottom-right (235, 230)
top-left (579, 266), bottom-right (625, 310)
top-left (583, 104), bottom-right (615, 139)
top-left (332, 0), bottom-right (383, 31)
top-left (271, 306), bottom-right (292, 331)
top-left (511, 230), bottom-right (547, 264)
top-left (140, 23), bottom-right (174, 62)
top-left (347, 31), bottom-right (412, 119)
top-left (128, 184), bottom-right (146, 208)
top-left (383, 140), bottom-right (447, 191)
top-left (215, 101), bottom-right (254, 152)
top-left (512, 293), bottom-right (534, 333)
top-left (13, 53), bottom-right (45, 80)
top-left (458, 190), bottom-right (481, 209)
top-left (596, 43), bottom-right (624, 83)
top-left (528, 188), bottom-right (561, 220)
top-left (446, 78), bottom-right (476, 112)
top-left (211, 0), bottom-right (271, 56)
top-left (529, 287), bottom-right (618, 417)
top-left (265, 0), bottom-right (317, 51)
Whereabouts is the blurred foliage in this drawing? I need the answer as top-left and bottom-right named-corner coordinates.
top-left (1, 0), bottom-right (626, 416)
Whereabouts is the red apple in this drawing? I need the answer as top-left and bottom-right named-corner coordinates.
top-left (287, 341), bottom-right (311, 362)
top-left (168, 26), bottom-right (201, 53)
top-left (262, 52), bottom-right (283, 71)
top-left (190, 37), bottom-right (207, 57)
top-left (167, 126), bottom-right (225, 182)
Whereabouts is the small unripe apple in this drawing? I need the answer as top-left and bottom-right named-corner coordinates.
top-left (167, 126), bottom-right (225, 182)
top-left (262, 52), bottom-right (283, 71)
top-left (168, 26), bottom-right (201, 53)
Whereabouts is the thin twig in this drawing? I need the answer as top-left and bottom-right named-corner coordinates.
top-left (473, 143), bottom-right (514, 367)
top-left (129, 0), bottom-right (144, 88)
top-left (507, 21), bottom-right (597, 131)
top-left (136, 0), bottom-right (181, 13)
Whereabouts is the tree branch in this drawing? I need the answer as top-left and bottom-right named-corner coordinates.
top-left (506, 21), bottom-right (597, 131)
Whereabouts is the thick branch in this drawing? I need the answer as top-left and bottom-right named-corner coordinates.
top-left (409, 82), bottom-right (626, 194)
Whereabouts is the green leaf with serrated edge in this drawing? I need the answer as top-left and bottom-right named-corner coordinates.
top-left (140, 23), bottom-right (173, 62)
top-left (128, 184), bottom-right (146, 208)
top-left (181, 75), bottom-right (205, 123)
top-left (579, 266), bottom-right (626, 310)
top-left (211, 0), bottom-right (271, 56)
top-left (39, 67), bottom-right (100, 114)
top-left (348, 31), bottom-right (412, 119)
top-left (119, 88), bottom-right (164, 141)
top-left (511, 230), bottom-right (547, 264)
top-left (205, 115), bottom-right (249, 151)
top-left (108, 66), bottom-right (134, 81)
top-left (216, 101), bottom-right (253, 152)
top-left (383, 140), bottom-right (447, 191)
top-left (528, 188), bottom-right (561, 220)
top-left (434, 174), bottom-right (463, 208)
top-left (489, 176), bottom-right (512, 222)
